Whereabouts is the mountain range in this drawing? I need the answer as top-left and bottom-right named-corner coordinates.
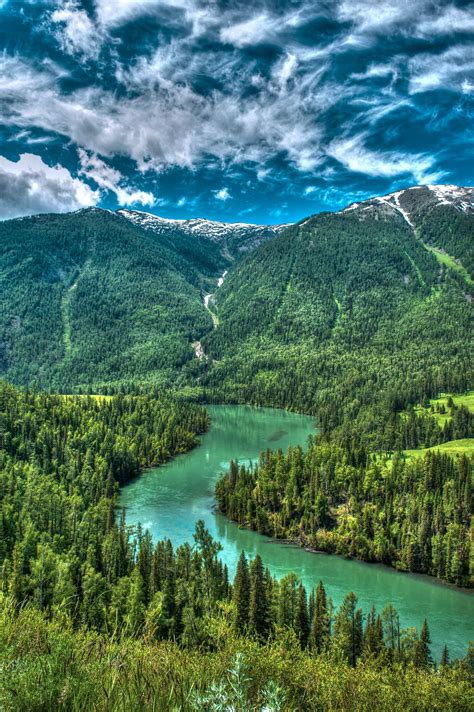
top-left (1, 184), bottom-right (472, 436)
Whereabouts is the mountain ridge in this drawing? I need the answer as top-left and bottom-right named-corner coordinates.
top-left (0, 184), bottom-right (472, 408)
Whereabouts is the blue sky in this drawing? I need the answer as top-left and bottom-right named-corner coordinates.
top-left (0, 0), bottom-right (473, 223)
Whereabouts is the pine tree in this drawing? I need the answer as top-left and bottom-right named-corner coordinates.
top-left (249, 554), bottom-right (270, 640)
top-left (125, 568), bottom-right (146, 636)
top-left (363, 606), bottom-right (383, 657)
top-left (233, 551), bottom-right (250, 633)
top-left (294, 583), bottom-right (310, 648)
top-left (413, 619), bottom-right (433, 668)
top-left (332, 592), bottom-right (363, 666)
top-left (309, 580), bottom-right (330, 653)
top-left (440, 644), bottom-right (450, 669)
top-left (382, 603), bottom-right (401, 659)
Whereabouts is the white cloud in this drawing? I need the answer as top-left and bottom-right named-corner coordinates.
top-left (304, 185), bottom-right (316, 195)
top-left (416, 6), bottom-right (474, 36)
top-left (219, 6), bottom-right (311, 48)
top-left (327, 134), bottom-right (443, 184)
top-left (0, 153), bottom-right (99, 220)
top-left (78, 149), bottom-right (155, 206)
top-left (220, 13), bottom-right (276, 48)
top-left (0, 54), bottom-right (332, 176)
top-left (94, 0), bottom-right (163, 28)
top-left (272, 53), bottom-right (298, 89)
top-left (215, 187), bottom-right (231, 201)
top-left (351, 61), bottom-right (400, 81)
top-left (408, 45), bottom-right (474, 95)
top-left (336, 0), bottom-right (474, 44)
top-left (50, 2), bottom-right (102, 59)
top-left (337, 0), bottom-right (423, 39)
top-left (462, 79), bottom-right (474, 95)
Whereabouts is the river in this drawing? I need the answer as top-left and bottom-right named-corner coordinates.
top-left (119, 404), bottom-right (474, 659)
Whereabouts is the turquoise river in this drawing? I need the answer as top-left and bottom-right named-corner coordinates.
top-left (119, 405), bottom-right (473, 659)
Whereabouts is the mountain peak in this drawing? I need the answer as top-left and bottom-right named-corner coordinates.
top-left (342, 184), bottom-right (474, 228)
top-left (117, 208), bottom-right (290, 242)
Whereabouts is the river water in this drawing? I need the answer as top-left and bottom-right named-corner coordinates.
top-left (119, 404), bottom-right (473, 659)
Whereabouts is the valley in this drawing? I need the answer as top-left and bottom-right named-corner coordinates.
top-left (0, 184), bottom-right (473, 708)
top-left (2, 2), bottom-right (473, 706)
top-left (120, 404), bottom-right (474, 660)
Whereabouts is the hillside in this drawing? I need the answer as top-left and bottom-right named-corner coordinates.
top-left (0, 209), bottom-right (214, 388)
top-left (0, 208), bottom-right (288, 389)
top-left (201, 185), bottom-right (473, 442)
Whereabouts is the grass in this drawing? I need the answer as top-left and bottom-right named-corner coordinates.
top-left (424, 245), bottom-right (474, 287)
top-left (404, 251), bottom-right (426, 288)
top-left (62, 394), bottom-right (113, 403)
top-left (414, 391), bottom-right (474, 426)
top-left (2, 602), bottom-right (473, 712)
top-left (403, 438), bottom-right (474, 460)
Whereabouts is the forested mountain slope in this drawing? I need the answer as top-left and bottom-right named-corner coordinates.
top-left (202, 186), bottom-right (473, 444)
top-left (0, 209), bottom-right (215, 389)
top-left (0, 208), bottom-right (288, 390)
top-left (1, 185), bottom-right (472, 425)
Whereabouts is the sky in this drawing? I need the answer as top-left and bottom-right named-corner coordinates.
top-left (0, 1), bottom-right (473, 224)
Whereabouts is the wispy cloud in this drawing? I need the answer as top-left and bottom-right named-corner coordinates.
top-left (327, 133), bottom-right (444, 184)
top-left (408, 45), bottom-right (474, 95)
top-left (50, 2), bottom-right (103, 59)
top-left (78, 149), bottom-right (155, 206)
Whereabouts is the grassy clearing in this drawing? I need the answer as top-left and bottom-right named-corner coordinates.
top-left (404, 251), bottom-right (426, 287)
top-left (62, 394), bottom-right (113, 403)
top-left (414, 391), bottom-right (474, 426)
top-left (425, 245), bottom-right (474, 287)
top-left (403, 438), bottom-right (474, 460)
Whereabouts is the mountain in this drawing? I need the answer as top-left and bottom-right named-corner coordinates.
top-left (117, 209), bottom-right (289, 271)
top-left (201, 184), bottom-right (473, 438)
top-left (343, 184), bottom-right (474, 223)
top-left (0, 185), bottom-right (472, 420)
top-left (0, 208), bottom-right (213, 388)
top-left (343, 185), bottom-right (474, 280)
top-left (0, 207), bottom-right (288, 389)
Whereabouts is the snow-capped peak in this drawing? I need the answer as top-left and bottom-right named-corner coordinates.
top-left (117, 208), bottom-right (290, 242)
top-left (342, 184), bottom-right (474, 229)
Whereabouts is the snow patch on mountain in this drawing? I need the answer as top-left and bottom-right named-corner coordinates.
top-left (342, 185), bottom-right (474, 228)
top-left (117, 209), bottom-right (290, 242)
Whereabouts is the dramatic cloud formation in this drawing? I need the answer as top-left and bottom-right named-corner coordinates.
top-left (0, 153), bottom-right (99, 219)
top-left (0, 0), bottom-right (472, 221)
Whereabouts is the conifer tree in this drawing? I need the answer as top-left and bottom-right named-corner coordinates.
top-left (125, 568), bottom-right (146, 636)
top-left (249, 554), bottom-right (270, 640)
top-left (233, 551), bottom-right (250, 633)
top-left (332, 592), bottom-right (363, 666)
top-left (310, 580), bottom-right (330, 653)
top-left (363, 606), bottom-right (383, 656)
top-left (414, 619), bottom-right (433, 668)
top-left (294, 583), bottom-right (310, 648)
top-left (440, 644), bottom-right (450, 669)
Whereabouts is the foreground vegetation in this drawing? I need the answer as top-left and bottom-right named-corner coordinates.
top-left (1, 600), bottom-right (473, 712)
